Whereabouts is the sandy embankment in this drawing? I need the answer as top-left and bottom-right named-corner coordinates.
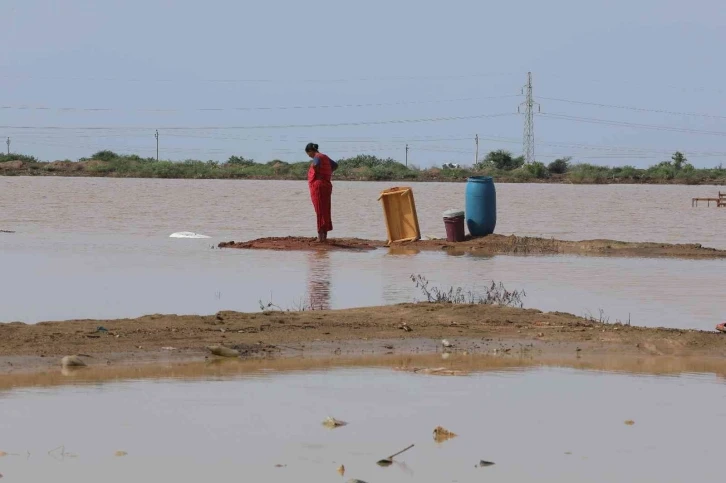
top-left (2, 304), bottom-right (725, 377)
top-left (218, 235), bottom-right (726, 259)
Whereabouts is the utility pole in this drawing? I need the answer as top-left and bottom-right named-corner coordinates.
top-left (405, 143), bottom-right (409, 167)
top-left (155, 130), bottom-right (159, 161)
top-left (518, 71), bottom-right (540, 165)
top-left (474, 134), bottom-right (479, 166)
top-left (5, 137), bottom-right (9, 155)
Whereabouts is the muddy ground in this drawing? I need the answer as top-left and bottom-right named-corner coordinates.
top-left (218, 235), bottom-right (726, 259)
top-left (1, 304), bottom-right (725, 376)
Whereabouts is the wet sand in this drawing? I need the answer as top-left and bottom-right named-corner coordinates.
top-left (218, 235), bottom-right (726, 259)
top-left (2, 303), bottom-right (725, 375)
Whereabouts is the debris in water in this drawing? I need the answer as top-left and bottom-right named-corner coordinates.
top-left (433, 426), bottom-right (457, 443)
top-left (169, 232), bottom-right (211, 239)
top-left (61, 355), bottom-right (87, 368)
top-left (206, 345), bottom-right (240, 358)
top-left (337, 465), bottom-right (345, 476)
top-left (48, 445), bottom-right (77, 460)
top-left (395, 367), bottom-right (468, 376)
top-left (322, 416), bottom-right (347, 428)
top-left (624, 420), bottom-right (635, 426)
top-left (478, 460), bottom-right (495, 467)
top-left (377, 443), bottom-right (414, 466)
top-left (346, 480), bottom-right (367, 483)
top-left (441, 339), bottom-right (453, 348)
top-left (114, 451), bottom-right (127, 457)
top-left (274, 464), bottom-right (286, 468)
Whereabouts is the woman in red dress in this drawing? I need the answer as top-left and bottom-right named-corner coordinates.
top-left (305, 142), bottom-right (338, 242)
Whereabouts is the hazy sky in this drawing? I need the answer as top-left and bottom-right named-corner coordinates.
top-left (2, 0), bottom-right (726, 167)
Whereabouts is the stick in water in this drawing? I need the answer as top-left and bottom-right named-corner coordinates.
top-left (388, 444), bottom-right (414, 460)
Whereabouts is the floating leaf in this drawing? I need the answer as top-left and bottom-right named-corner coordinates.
top-left (433, 426), bottom-right (457, 443)
top-left (322, 417), bottom-right (347, 429)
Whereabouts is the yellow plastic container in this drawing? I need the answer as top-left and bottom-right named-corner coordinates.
top-left (377, 186), bottom-right (421, 244)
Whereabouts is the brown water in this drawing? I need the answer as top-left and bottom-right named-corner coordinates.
top-left (1, 178), bottom-right (724, 329)
top-left (1, 356), bottom-right (725, 483)
top-left (1, 177), bottom-right (724, 245)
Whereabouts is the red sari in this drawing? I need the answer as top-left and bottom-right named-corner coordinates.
top-left (308, 153), bottom-right (334, 233)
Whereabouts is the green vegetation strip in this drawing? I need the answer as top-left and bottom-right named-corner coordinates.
top-left (2, 150), bottom-right (725, 184)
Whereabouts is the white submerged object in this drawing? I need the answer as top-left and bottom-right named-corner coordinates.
top-left (169, 231), bottom-right (211, 239)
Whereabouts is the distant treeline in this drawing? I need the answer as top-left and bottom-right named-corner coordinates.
top-left (1, 149), bottom-right (725, 184)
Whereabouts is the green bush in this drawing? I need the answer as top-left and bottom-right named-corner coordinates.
top-left (611, 165), bottom-right (640, 179)
top-left (480, 150), bottom-right (524, 171)
top-left (90, 150), bottom-right (120, 162)
top-left (525, 161), bottom-right (549, 178)
top-left (547, 157), bottom-right (570, 174)
top-left (226, 155), bottom-right (256, 166)
top-left (0, 153), bottom-right (38, 163)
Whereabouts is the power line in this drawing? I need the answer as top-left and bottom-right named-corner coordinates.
top-left (0, 94), bottom-right (520, 113)
top-left (0, 71), bottom-right (522, 84)
top-left (539, 112), bottom-right (726, 137)
top-left (0, 112), bottom-right (517, 131)
top-left (542, 73), bottom-right (726, 95)
top-left (11, 126), bottom-right (726, 157)
top-left (16, 131), bottom-right (726, 158)
top-left (538, 96), bottom-right (726, 120)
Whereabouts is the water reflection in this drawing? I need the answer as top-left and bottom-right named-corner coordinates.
top-left (386, 247), bottom-right (421, 256)
top-left (306, 250), bottom-right (331, 310)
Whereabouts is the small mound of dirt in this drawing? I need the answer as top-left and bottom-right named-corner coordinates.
top-left (218, 237), bottom-right (383, 251)
top-left (217, 234), bottom-right (726, 259)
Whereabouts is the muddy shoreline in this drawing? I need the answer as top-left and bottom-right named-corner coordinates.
top-left (218, 235), bottom-right (726, 259)
top-left (2, 304), bottom-right (725, 377)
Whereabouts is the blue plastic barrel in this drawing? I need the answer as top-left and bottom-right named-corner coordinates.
top-left (465, 176), bottom-right (497, 236)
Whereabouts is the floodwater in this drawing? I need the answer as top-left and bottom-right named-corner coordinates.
top-left (1, 356), bottom-right (725, 483)
top-left (1, 178), bottom-right (724, 245)
top-left (1, 178), bottom-right (725, 328)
